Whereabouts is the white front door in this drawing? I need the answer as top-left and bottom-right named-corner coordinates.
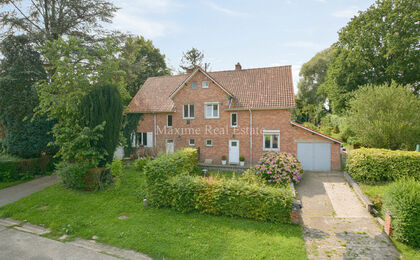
top-left (166, 139), bottom-right (174, 154)
top-left (229, 140), bottom-right (239, 164)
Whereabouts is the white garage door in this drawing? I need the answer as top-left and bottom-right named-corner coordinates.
top-left (297, 142), bottom-right (331, 171)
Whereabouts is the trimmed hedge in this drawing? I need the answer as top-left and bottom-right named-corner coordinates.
top-left (144, 148), bottom-right (198, 207)
top-left (144, 149), bottom-right (293, 223)
top-left (346, 148), bottom-right (420, 183)
top-left (0, 154), bottom-right (54, 182)
top-left (384, 179), bottom-right (420, 248)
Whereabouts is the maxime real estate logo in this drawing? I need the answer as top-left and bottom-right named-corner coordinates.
top-left (156, 125), bottom-right (266, 136)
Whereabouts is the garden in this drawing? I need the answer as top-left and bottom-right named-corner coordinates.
top-left (346, 148), bottom-right (420, 259)
top-left (0, 149), bottom-right (307, 259)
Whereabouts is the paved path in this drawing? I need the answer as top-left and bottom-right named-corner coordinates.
top-left (0, 175), bottom-right (59, 207)
top-left (296, 171), bottom-right (399, 260)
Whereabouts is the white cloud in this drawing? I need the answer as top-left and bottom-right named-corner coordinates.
top-left (332, 6), bottom-right (360, 18)
top-left (291, 64), bottom-right (302, 94)
top-left (204, 1), bottom-right (247, 16)
top-left (112, 12), bottom-right (173, 38)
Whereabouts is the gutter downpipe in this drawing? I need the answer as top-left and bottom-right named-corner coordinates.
top-left (249, 109), bottom-right (253, 165)
top-left (153, 113), bottom-right (157, 156)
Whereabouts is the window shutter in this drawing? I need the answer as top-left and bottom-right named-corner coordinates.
top-left (146, 132), bottom-right (153, 147)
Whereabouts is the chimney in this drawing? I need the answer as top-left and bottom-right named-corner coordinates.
top-left (235, 62), bottom-right (242, 70)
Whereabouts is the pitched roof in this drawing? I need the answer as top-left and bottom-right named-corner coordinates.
top-left (128, 65), bottom-right (295, 113)
top-left (290, 121), bottom-right (344, 144)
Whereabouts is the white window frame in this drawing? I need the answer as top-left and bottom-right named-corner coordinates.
top-left (230, 113), bottom-right (238, 128)
top-left (204, 102), bottom-right (220, 119)
top-left (167, 114), bottom-right (173, 128)
top-left (262, 130), bottom-right (280, 151)
top-left (183, 104), bottom-right (195, 119)
top-left (202, 81), bottom-right (209, 88)
top-left (189, 139), bottom-right (195, 146)
top-left (136, 132), bottom-right (152, 148)
top-left (191, 81), bottom-right (198, 89)
top-left (205, 139), bottom-right (213, 147)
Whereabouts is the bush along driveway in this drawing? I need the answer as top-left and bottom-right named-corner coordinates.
top-left (296, 171), bottom-right (399, 259)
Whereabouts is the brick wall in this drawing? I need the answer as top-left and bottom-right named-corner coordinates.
top-left (135, 70), bottom-right (341, 170)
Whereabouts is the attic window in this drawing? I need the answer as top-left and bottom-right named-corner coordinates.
top-left (202, 81), bottom-right (209, 88)
top-left (192, 81), bottom-right (198, 89)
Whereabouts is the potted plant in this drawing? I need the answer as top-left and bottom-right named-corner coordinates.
top-left (221, 155), bottom-right (227, 165)
top-left (239, 156), bottom-right (245, 166)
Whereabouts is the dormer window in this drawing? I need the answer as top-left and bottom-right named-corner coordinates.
top-left (205, 102), bottom-right (219, 119)
top-left (202, 81), bottom-right (209, 88)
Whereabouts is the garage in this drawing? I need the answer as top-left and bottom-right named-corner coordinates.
top-left (297, 142), bottom-right (331, 171)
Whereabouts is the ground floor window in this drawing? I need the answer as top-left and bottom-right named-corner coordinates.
top-left (189, 139), bottom-right (195, 146)
top-left (206, 139), bottom-right (213, 147)
top-left (135, 132), bottom-right (152, 147)
top-left (263, 130), bottom-right (280, 151)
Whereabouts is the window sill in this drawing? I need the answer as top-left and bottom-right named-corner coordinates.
top-left (230, 126), bottom-right (238, 128)
top-left (263, 148), bottom-right (280, 152)
top-left (183, 117), bottom-right (195, 120)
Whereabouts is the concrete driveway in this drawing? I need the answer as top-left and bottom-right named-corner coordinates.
top-left (296, 171), bottom-right (399, 259)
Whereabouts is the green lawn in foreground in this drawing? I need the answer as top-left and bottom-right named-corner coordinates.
top-left (359, 183), bottom-right (420, 259)
top-left (0, 179), bottom-right (31, 190)
top-left (0, 168), bottom-right (306, 260)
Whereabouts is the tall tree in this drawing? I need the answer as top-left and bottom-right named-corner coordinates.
top-left (119, 36), bottom-right (170, 97)
top-left (80, 84), bottom-right (123, 165)
top-left (294, 47), bottom-right (335, 124)
top-left (346, 82), bottom-right (420, 150)
top-left (321, 0), bottom-right (420, 113)
top-left (0, 35), bottom-right (55, 158)
top-left (0, 0), bottom-right (119, 46)
top-left (179, 47), bottom-right (209, 72)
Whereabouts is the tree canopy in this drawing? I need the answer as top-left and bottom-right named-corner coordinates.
top-left (0, 0), bottom-right (119, 45)
top-left (119, 36), bottom-right (170, 97)
top-left (180, 48), bottom-right (209, 72)
top-left (321, 0), bottom-right (420, 113)
top-left (346, 82), bottom-right (420, 150)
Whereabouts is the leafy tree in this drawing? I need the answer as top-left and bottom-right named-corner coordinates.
top-left (180, 47), bottom-right (209, 72)
top-left (346, 82), bottom-right (420, 150)
top-left (294, 47), bottom-right (335, 124)
top-left (80, 84), bottom-right (123, 165)
top-left (119, 36), bottom-right (170, 97)
top-left (0, 0), bottom-right (119, 46)
top-left (322, 0), bottom-right (420, 113)
top-left (0, 35), bottom-right (55, 158)
top-left (34, 37), bottom-right (128, 164)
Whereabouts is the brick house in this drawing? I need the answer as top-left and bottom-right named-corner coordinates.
top-left (128, 64), bottom-right (343, 171)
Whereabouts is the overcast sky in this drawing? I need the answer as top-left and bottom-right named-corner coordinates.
top-left (110, 0), bottom-right (375, 91)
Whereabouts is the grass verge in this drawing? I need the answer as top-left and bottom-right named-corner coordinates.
top-left (0, 168), bottom-right (306, 260)
top-left (0, 179), bottom-right (31, 190)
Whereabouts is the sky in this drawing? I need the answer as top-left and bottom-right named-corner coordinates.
top-left (109, 0), bottom-right (376, 92)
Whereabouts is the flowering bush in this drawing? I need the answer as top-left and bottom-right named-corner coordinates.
top-left (255, 151), bottom-right (303, 184)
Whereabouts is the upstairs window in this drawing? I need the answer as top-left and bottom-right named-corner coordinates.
top-left (189, 139), bottom-right (195, 146)
top-left (205, 103), bottom-right (219, 119)
top-left (183, 104), bottom-right (195, 119)
top-left (206, 139), bottom-right (213, 146)
top-left (167, 115), bottom-right (173, 127)
top-left (263, 130), bottom-right (280, 151)
top-left (230, 113), bottom-right (238, 127)
top-left (202, 81), bottom-right (209, 88)
top-left (191, 81), bottom-right (198, 89)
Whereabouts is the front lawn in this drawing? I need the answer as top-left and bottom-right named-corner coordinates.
top-left (0, 168), bottom-right (307, 260)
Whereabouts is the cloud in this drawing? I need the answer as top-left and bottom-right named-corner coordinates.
top-left (112, 12), bottom-right (174, 38)
top-left (115, 0), bottom-right (182, 14)
top-left (332, 6), bottom-right (360, 18)
top-left (291, 64), bottom-right (302, 93)
top-left (204, 1), bottom-right (247, 16)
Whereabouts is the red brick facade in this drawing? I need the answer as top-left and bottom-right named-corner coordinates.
top-left (133, 70), bottom-right (342, 170)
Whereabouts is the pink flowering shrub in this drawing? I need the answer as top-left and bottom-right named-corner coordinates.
top-left (255, 151), bottom-right (303, 184)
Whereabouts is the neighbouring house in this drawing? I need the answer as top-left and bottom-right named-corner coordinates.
top-left (128, 64), bottom-right (343, 171)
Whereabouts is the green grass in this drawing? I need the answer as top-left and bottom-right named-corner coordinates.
top-left (0, 179), bottom-right (31, 190)
top-left (0, 168), bottom-right (306, 260)
top-left (359, 183), bottom-right (420, 259)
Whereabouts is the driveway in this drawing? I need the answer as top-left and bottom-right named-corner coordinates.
top-left (296, 171), bottom-right (399, 259)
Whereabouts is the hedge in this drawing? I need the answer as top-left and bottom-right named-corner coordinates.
top-left (0, 154), bottom-right (54, 182)
top-left (346, 148), bottom-right (420, 183)
top-left (144, 148), bottom-right (198, 207)
top-left (384, 179), bottom-right (420, 248)
top-left (165, 174), bottom-right (293, 223)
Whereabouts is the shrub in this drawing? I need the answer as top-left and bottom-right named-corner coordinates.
top-left (56, 162), bottom-right (92, 190)
top-left (221, 155), bottom-right (227, 161)
top-left (144, 148), bottom-right (198, 207)
top-left (167, 174), bottom-right (293, 223)
top-left (0, 154), bottom-right (53, 181)
top-left (384, 179), bottom-right (420, 248)
top-left (346, 148), bottom-right (420, 183)
top-left (255, 152), bottom-right (303, 184)
top-left (134, 158), bottom-right (149, 171)
top-left (240, 156), bottom-right (245, 162)
top-left (108, 158), bottom-right (125, 188)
